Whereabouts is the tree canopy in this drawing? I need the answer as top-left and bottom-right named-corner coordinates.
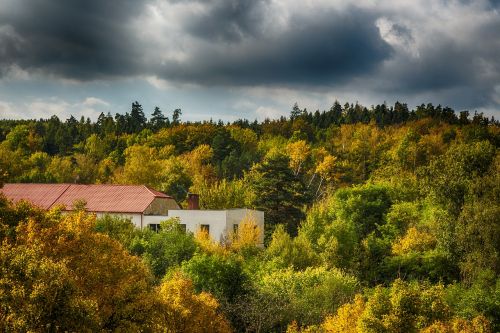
top-left (0, 100), bottom-right (499, 332)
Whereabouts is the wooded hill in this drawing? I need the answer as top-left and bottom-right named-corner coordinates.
top-left (0, 101), bottom-right (498, 332)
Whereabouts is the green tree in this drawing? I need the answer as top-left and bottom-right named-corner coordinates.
top-left (114, 144), bottom-right (163, 187)
top-left (455, 163), bottom-right (500, 284)
top-left (182, 253), bottom-right (249, 302)
top-left (4, 124), bottom-right (39, 154)
top-left (130, 101), bottom-right (147, 132)
top-left (334, 184), bottom-right (392, 240)
top-left (19, 151), bottom-right (52, 182)
top-left (74, 153), bottom-right (98, 183)
top-left (420, 141), bottom-right (496, 216)
top-left (150, 106), bottom-right (168, 131)
top-left (250, 152), bottom-right (309, 239)
top-left (131, 218), bottom-right (198, 279)
top-left (266, 225), bottom-right (320, 270)
top-left (446, 271), bottom-right (500, 331)
top-left (47, 156), bottom-right (75, 182)
top-left (259, 266), bottom-right (359, 327)
top-left (191, 179), bottom-right (252, 209)
top-left (359, 280), bottom-right (450, 332)
top-left (158, 156), bottom-right (193, 203)
top-left (290, 102), bottom-right (303, 120)
top-left (94, 214), bottom-right (139, 249)
top-left (172, 108), bottom-right (182, 125)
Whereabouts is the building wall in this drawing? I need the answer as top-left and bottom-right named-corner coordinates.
top-left (94, 209), bottom-right (265, 246)
top-left (165, 210), bottom-right (229, 243)
top-left (225, 209), bottom-right (265, 247)
top-left (144, 197), bottom-right (180, 215)
top-left (94, 212), bottom-right (143, 228)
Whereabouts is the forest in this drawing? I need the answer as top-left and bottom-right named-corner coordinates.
top-left (0, 101), bottom-right (499, 332)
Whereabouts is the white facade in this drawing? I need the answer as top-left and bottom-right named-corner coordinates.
top-left (143, 209), bottom-right (264, 246)
top-left (94, 209), bottom-right (264, 246)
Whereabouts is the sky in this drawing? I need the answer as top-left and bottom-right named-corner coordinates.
top-left (0, 0), bottom-right (499, 122)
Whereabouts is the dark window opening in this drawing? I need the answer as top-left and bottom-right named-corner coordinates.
top-left (200, 224), bottom-right (210, 234)
top-left (149, 224), bottom-right (161, 232)
top-left (233, 224), bottom-right (239, 234)
top-left (179, 224), bottom-right (187, 232)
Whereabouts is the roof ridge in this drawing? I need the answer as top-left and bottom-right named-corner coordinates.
top-left (48, 184), bottom-right (72, 209)
top-left (4, 182), bottom-right (74, 186)
top-left (70, 183), bottom-right (140, 187)
top-left (144, 185), bottom-right (156, 197)
top-left (143, 185), bottom-right (167, 197)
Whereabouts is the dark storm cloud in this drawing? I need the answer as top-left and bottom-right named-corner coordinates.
top-left (0, 0), bottom-right (148, 79)
top-left (0, 0), bottom-right (392, 84)
top-left (489, 0), bottom-right (500, 7)
top-left (186, 0), bottom-right (270, 42)
top-left (386, 42), bottom-right (475, 92)
top-left (0, 0), bottom-right (499, 112)
top-left (0, 25), bottom-right (22, 74)
top-left (157, 7), bottom-right (392, 86)
top-left (376, 12), bottom-right (500, 109)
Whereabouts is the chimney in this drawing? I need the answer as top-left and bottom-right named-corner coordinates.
top-left (187, 193), bottom-right (200, 210)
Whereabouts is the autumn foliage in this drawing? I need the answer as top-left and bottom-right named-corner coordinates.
top-left (0, 201), bottom-right (232, 332)
top-left (0, 103), bottom-right (499, 332)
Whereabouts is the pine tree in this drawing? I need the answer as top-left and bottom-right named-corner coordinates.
top-left (250, 153), bottom-right (309, 240)
top-left (290, 102), bottom-right (302, 120)
top-left (130, 101), bottom-right (146, 132)
top-left (150, 106), bottom-right (168, 131)
top-left (172, 108), bottom-right (182, 125)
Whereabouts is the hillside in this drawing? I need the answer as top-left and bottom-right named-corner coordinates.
top-left (0, 102), bottom-right (499, 332)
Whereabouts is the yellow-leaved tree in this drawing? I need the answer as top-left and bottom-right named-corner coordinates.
top-left (14, 209), bottom-right (158, 331)
top-left (391, 227), bottom-right (437, 255)
top-left (229, 213), bottom-right (263, 253)
top-left (0, 243), bottom-right (100, 332)
top-left (113, 144), bottom-right (163, 186)
top-left (420, 316), bottom-right (491, 333)
top-left (156, 273), bottom-right (232, 333)
top-left (180, 144), bottom-right (216, 188)
top-left (315, 154), bottom-right (339, 198)
top-left (314, 280), bottom-right (492, 333)
top-left (195, 226), bottom-right (228, 255)
top-left (286, 140), bottom-right (311, 176)
top-left (322, 295), bottom-right (366, 333)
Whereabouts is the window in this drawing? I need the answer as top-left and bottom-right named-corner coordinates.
top-left (200, 224), bottom-right (210, 234)
top-left (233, 224), bottom-right (239, 234)
top-left (149, 224), bottom-right (161, 232)
top-left (179, 224), bottom-right (187, 232)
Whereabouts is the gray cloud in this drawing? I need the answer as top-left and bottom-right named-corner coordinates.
top-left (489, 0), bottom-right (500, 7)
top-left (186, 0), bottom-right (271, 42)
top-left (0, 0), bottom-right (148, 79)
top-left (0, 0), bottom-right (392, 84)
top-left (0, 0), bottom-right (499, 112)
top-left (157, 6), bottom-right (392, 86)
top-left (372, 7), bottom-right (500, 109)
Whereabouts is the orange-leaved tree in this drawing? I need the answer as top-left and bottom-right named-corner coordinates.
top-left (14, 209), bottom-right (158, 331)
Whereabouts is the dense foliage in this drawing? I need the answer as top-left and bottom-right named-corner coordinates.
top-left (0, 101), bottom-right (499, 332)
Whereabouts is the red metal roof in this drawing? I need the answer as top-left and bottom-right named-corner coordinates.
top-left (0, 183), bottom-right (70, 209)
top-left (0, 183), bottom-right (174, 213)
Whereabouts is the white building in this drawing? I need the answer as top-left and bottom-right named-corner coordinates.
top-left (0, 183), bottom-right (264, 245)
top-left (146, 208), bottom-right (264, 246)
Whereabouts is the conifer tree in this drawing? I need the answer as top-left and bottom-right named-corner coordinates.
top-left (150, 106), bottom-right (168, 130)
top-left (250, 153), bottom-right (309, 239)
top-left (130, 101), bottom-right (146, 132)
